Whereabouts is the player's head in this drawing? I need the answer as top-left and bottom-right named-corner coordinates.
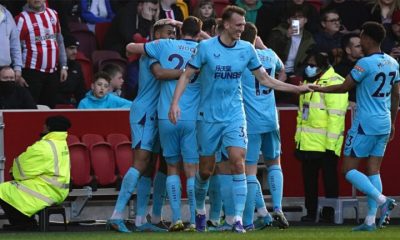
top-left (360, 21), bottom-right (386, 51)
top-left (153, 19), bottom-right (177, 40)
top-left (91, 71), bottom-right (111, 98)
top-left (241, 22), bottom-right (257, 45)
top-left (181, 16), bottom-right (203, 39)
top-left (221, 5), bottom-right (246, 40)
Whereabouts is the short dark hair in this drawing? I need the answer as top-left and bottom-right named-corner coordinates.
top-left (45, 115), bottom-right (71, 132)
top-left (102, 63), bottom-right (123, 78)
top-left (221, 5), bottom-right (246, 24)
top-left (286, 5), bottom-right (307, 20)
top-left (306, 50), bottom-right (330, 69)
top-left (202, 18), bottom-right (217, 33)
top-left (340, 33), bottom-right (360, 51)
top-left (94, 71), bottom-right (111, 83)
top-left (181, 16), bottom-right (202, 37)
top-left (361, 21), bottom-right (386, 44)
top-left (320, 8), bottom-right (339, 22)
top-left (241, 22), bottom-right (257, 44)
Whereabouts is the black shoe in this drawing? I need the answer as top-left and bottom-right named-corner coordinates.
top-left (300, 215), bottom-right (316, 222)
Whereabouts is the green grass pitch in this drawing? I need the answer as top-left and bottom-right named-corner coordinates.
top-left (1, 226), bottom-right (400, 240)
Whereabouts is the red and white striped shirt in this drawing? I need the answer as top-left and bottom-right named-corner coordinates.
top-left (16, 8), bottom-right (61, 73)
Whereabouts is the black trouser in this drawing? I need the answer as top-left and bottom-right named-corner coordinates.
top-left (22, 68), bottom-right (59, 108)
top-left (296, 150), bottom-right (339, 217)
top-left (0, 198), bottom-right (36, 226)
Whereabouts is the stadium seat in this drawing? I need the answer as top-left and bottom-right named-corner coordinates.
top-left (94, 22), bottom-right (112, 49)
top-left (91, 50), bottom-right (128, 74)
top-left (68, 136), bottom-right (93, 187)
top-left (214, 0), bottom-right (230, 17)
top-left (68, 21), bottom-right (89, 32)
top-left (76, 51), bottom-right (93, 89)
top-left (55, 104), bottom-right (76, 109)
top-left (71, 29), bottom-right (97, 59)
top-left (81, 134), bottom-right (117, 186)
top-left (315, 187), bottom-right (359, 224)
top-left (106, 133), bottom-right (133, 178)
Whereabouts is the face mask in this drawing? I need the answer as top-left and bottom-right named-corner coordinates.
top-left (0, 81), bottom-right (16, 95)
top-left (305, 65), bottom-right (319, 78)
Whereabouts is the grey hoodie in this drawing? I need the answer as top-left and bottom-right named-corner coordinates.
top-left (0, 4), bottom-right (22, 71)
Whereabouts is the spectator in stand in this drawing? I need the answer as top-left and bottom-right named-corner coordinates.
top-left (193, 0), bottom-right (216, 22)
top-left (313, 9), bottom-right (343, 65)
top-left (48, 0), bottom-right (78, 36)
top-left (57, 35), bottom-right (87, 107)
top-left (235, 0), bottom-right (264, 24)
top-left (259, 0), bottom-right (320, 42)
top-left (367, 0), bottom-right (400, 26)
top-left (80, 0), bottom-right (115, 32)
top-left (334, 33), bottom-right (363, 102)
top-left (159, 0), bottom-right (184, 21)
top-left (267, 5), bottom-right (315, 79)
top-left (109, 0), bottom-right (130, 13)
top-left (102, 63), bottom-right (125, 97)
top-left (0, 0), bottom-right (25, 16)
top-left (104, 0), bottom-right (159, 100)
top-left (323, 0), bottom-right (370, 35)
top-left (78, 71), bottom-right (131, 109)
top-left (0, 4), bottom-right (23, 84)
top-left (16, 0), bottom-right (68, 109)
top-left (295, 51), bottom-right (348, 223)
top-left (0, 115), bottom-right (71, 231)
top-left (0, 66), bottom-right (36, 109)
top-left (382, 10), bottom-right (400, 59)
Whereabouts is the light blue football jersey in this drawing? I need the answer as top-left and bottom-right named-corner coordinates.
top-left (350, 52), bottom-right (400, 135)
top-left (144, 39), bottom-right (200, 120)
top-left (188, 36), bottom-right (262, 122)
top-left (130, 55), bottom-right (160, 123)
top-left (242, 48), bottom-right (283, 134)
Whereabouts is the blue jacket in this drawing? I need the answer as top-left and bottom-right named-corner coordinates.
top-left (80, 0), bottom-right (115, 24)
top-left (78, 91), bottom-right (131, 109)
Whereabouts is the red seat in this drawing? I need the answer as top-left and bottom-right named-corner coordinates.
top-left (55, 104), bottom-right (76, 109)
top-left (214, 0), bottom-right (230, 17)
top-left (71, 29), bottom-right (97, 59)
top-left (81, 134), bottom-right (117, 186)
top-left (91, 50), bottom-right (127, 74)
top-left (95, 22), bottom-right (112, 49)
top-left (68, 134), bottom-right (93, 187)
top-left (68, 21), bottom-right (89, 32)
top-left (106, 133), bottom-right (133, 178)
top-left (76, 51), bottom-right (93, 89)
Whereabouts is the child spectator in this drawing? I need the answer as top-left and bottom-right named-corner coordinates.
top-left (193, 0), bottom-right (216, 22)
top-left (102, 63), bottom-right (125, 97)
top-left (78, 71), bottom-right (131, 109)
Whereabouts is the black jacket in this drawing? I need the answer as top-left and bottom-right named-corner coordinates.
top-left (0, 85), bottom-right (37, 109)
top-left (57, 59), bottom-right (87, 106)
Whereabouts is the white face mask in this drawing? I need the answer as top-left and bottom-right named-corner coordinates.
top-left (305, 65), bottom-right (319, 77)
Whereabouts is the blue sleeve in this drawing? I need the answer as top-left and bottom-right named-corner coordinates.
top-left (80, 0), bottom-right (108, 24)
top-left (8, 10), bottom-right (22, 71)
top-left (247, 45), bottom-right (262, 71)
top-left (350, 58), bottom-right (368, 83)
top-left (144, 40), bottom-right (164, 60)
top-left (77, 98), bottom-right (88, 109)
top-left (112, 95), bottom-right (132, 108)
top-left (187, 42), bottom-right (204, 69)
top-left (394, 62), bottom-right (400, 83)
top-left (105, 0), bottom-right (115, 20)
top-left (274, 52), bottom-right (283, 72)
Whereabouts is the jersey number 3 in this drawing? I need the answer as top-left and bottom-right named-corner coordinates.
top-left (372, 71), bottom-right (396, 97)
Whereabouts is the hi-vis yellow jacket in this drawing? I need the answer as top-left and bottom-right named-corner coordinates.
top-left (295, 67), bottom-right (349, 156)
top-left (0, 132), bottom-right (70, 217)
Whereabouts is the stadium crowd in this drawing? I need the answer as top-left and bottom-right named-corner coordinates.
top-left (0, 0), bottom-right (398, 234)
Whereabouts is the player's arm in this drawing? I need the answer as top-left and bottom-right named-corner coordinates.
top-left (313, 74), bottom-right (356, 93)
top-left (151, 62), bottom-right (183, 80)
top-left (253, 67), bottom-right (312, 94)
top-left (126, 43), bottom-right (145, 58)
top-left (390, 82), bottom-right (400, 141)
top-left (169, 66), bottom-right (197, 124)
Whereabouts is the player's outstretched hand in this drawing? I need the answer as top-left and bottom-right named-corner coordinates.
top-left (297, 83), bottom-right (316, 94)
top-left (169, 104), bottom-right (181, 125)
top-left (307, 84), bottom-right (323, 92)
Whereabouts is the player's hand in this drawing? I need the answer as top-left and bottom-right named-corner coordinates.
top-left (307, 84), bottom-right (323, 92)
top-left (389, 124), bottom-right (395, 141)
top-left (297, 83), bottom-right (316, 94)
top-left (168, 103), bottom-right (181, 125)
